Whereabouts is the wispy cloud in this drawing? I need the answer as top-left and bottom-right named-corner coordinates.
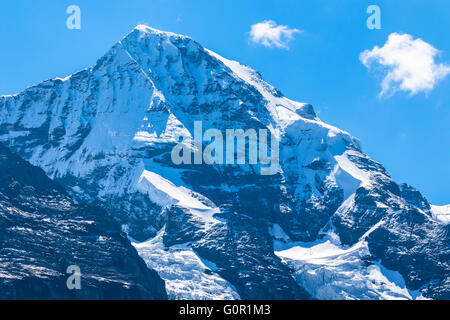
top-left (249, 20), bottom-right (301, 50)
top-left (360, 33), bottom-right (450, 97)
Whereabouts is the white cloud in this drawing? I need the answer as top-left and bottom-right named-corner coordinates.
top-left (249, 20), bottom-right (301, 50)
top-left (360, 33), bottom-right (450, 97)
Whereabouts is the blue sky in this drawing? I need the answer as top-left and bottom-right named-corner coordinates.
top-left (0, 0), bottom-right (449, 204)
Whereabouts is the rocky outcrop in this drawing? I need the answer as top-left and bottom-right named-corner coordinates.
top-left (0, 144), bottom-right (167, 299)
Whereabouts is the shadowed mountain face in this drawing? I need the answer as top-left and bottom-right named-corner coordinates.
top-left (0, 144), bottom-right (167, 300)
top-left (0, 25), bottom-right (448, 299)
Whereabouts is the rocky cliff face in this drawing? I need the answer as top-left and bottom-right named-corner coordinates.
top-left (0, 25), bottom-right (448, 299)
top-left (0, 144), bottom-right (167, 299)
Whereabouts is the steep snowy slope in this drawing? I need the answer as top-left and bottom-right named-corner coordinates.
top-left (431, 205), bottom-right (450, 224)
top-left (0, 25), bottom-right (448, 299)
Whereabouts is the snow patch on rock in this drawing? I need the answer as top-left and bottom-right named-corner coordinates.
top-left (430, 204), bottom-right (450, 224)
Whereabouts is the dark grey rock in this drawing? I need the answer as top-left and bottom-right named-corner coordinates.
top-left (0, 144), bottom-right (167, 300)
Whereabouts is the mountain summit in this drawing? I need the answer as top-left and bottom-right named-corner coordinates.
top-left (0, 25), bottom-right (448, 299)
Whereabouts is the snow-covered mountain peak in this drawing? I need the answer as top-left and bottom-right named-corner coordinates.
top-left (0, 26), bottom-right (448, 300)
top-left (133, 24), bottom-right (191, 38)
